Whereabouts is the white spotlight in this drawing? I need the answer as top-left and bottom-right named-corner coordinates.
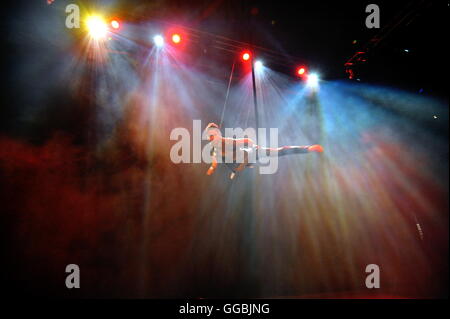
top-left (254, 60), bottom-right (264, 70)
top-left (307, 73), bottom-right (319, 87)
top-left (153, 35), bottom-right (164, 47)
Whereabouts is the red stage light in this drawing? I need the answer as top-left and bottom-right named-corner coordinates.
top-left (110, 20), bottom-right (120, 30)
top-left (172, 33), bottom-right (181, 44)
top-left (242, 52), bottom-right (251, 61)
top-left (297, 67), bottom-right (306, 76)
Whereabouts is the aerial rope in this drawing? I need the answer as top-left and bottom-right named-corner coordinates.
top-left (219, 60), bottom-right (236, 128)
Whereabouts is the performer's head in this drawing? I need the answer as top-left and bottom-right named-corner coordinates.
top-left (204, 122), bottom-right (222, 141)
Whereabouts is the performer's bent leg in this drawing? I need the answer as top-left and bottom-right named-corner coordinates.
top-left (233, 151), bottom-right (250, 178)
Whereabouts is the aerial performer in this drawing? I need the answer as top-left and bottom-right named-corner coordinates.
top-left (204, 123), bottom-right (324, 179)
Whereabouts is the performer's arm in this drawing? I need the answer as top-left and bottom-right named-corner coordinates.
top-left (206, 153), bottom-right (218, 175)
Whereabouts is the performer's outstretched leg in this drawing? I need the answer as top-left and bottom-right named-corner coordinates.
top-left (258, 144), bottom-right (323, 157)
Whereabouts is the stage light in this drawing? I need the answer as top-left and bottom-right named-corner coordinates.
top-left (242, 52), bottom-right (251, 61)
top-left (153, 35), bottom-right (164, 47)
top-left (86, 16), bottom-right (107, 39)
top-left (171, 33), bottom-right (181, 44)
top-left (307, 73), bottom-right (319, 87)
top-left (110, 20), bottom-right (120, 30)
top-left (254, 60), bottom-right (263, 70)
top-left (297, 67), bottom-right (306, 76)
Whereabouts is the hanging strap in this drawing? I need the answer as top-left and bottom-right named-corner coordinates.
top-left (219, 60), bottom-right (236, 128)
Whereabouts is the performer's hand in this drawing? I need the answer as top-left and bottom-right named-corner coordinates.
top-left (308, 144), bottom-right (324, 153)
top-left (206, 167), bottom-right (215, 175)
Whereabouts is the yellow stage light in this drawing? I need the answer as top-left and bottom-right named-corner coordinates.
top-left (86, 16), bottom-right (107, 39)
